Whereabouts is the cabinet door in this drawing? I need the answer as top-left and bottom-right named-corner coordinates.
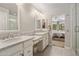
top-left (42, 37), bottom-right (46, 50)
top-left (0, 43), bottom-right (23, 56)
top-left (24, 46), bottom-right (33, 56)
top-left (0, 46), bottom-right (18, 56)
top-left (43, 34), bottom-right (48, 49)
top-left (46, 34), bottom-right (49, 46)
top-left (18, 51), bottom-right (24, 56)
top-left (24, 39), bottom-right (33, 48)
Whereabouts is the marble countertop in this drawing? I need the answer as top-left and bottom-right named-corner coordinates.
top-left (35, 31), bottom-right (48, 35)
top-left (33, 35), bottom-right (42, 41)
top-left (0, 31), bottom-right (48, 50)
top-left (33, 35), bottom-right (42, 45)
top-left (0, 36), bottom-right (34, 50)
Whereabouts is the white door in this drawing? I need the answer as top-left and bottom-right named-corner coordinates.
top-left (65, 14), bottom-right (71, 48)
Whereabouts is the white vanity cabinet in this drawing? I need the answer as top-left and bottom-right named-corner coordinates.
top-left (0, 43), bottom-right (23, 56)
top-left (44, 33), bottom-right (48, 48)
top-left (42, 33), bottom-right (48, 50)
top-left (24, 46), bottom-right (33, 56)
top-left (16, 43), bottom-right (24, 56)
top-left (35, 32), bottom-right (48, 51)
top-left (24, 39), bottom-right (33, 56)
top-left (0, 36), bottom-right (33, 56)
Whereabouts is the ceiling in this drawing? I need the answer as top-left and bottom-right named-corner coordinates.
top-left (32, 3), bottom-right (72, 17)
top-left (0, 3), bottom-right (17, 12)
top-left (0, 3), bottom-right (72, 18)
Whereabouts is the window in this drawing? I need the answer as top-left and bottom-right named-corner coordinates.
top-left (52, 24), bottom-right (57, 30)
top-left (52, 15), bottom-right (65, 31)
top-left (59, 24), bottom-right (64, 30)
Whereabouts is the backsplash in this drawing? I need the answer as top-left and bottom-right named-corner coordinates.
top-left (0, 29), bottom-right (48, 40)
top-left (0, 30), bottom-right (35, 40)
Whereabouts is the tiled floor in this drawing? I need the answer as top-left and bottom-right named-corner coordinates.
top-left (34, 46), bottom-right (76, 56)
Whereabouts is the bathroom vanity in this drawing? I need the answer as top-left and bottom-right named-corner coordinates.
top-left (0, 36), bottom-right (34, 56)
top-left (35, 31), bottom-right (49, 51)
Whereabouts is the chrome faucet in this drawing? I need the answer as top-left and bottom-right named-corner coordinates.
top-left (4, 32), bottom-right (14, 40)
top-left (8, 32), bottom-right (14, 39)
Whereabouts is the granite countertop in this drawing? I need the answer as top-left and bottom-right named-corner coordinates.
top-left (0, 36), bottom-right (34, 50)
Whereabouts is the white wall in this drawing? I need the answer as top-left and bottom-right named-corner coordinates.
top-left (18, 4), bottom-right (35, 34)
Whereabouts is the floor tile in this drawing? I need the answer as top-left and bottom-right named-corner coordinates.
top-left (34, 46), bottom-right (76, 56)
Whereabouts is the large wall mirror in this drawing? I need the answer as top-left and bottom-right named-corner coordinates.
top-left (8, 10), bottom-right (18, 30)
top-left (0, 3), bottom-right (19, 32)
top-left (35, 19), bottom-right (41, 29)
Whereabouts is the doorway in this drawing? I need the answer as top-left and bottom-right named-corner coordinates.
top-left (51, 15), bottom-right (65, 48)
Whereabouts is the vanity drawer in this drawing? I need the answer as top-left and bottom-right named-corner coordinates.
top-left (24, 39), bottom-right (33, 48)
top-left (24, 46), bottom-right (33, 56)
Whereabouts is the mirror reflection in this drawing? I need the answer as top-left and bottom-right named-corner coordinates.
top-left (8, 10), bottom-right (18, 30)
top-left (0, 3), bottom-right (18, 31)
